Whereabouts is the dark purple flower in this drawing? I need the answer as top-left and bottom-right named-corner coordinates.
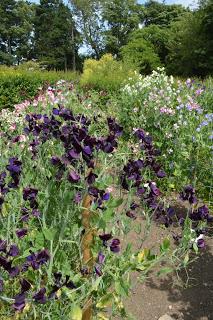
top-left (0, 196), bottom-right (4, 206)
top-left (179, 217), bottom-right (185, 225)
top-left (130, 202), bottom-right (139, 210)
top-left (110, 239), bottom-right (120, 253)
top-left (68, 170), bottom-right (80, 183)
top-left (74, 192), bottom-right (82, 204)
top-left (20, 278), bottom-right (31, 292)
top-left (52, 108), bottom-right (60, 115)
top-left (65, 277), bottom-right (77, 289)
top-left (156, 170), bottom-right (166, 178)
top-left (16, 228), bottom-right (28, 239)
top-left (98, 252), bottom-right (105, 264)
top-left (0, 239), bottom-right (7, 252)
top-left (13, 292), bottom-right (26, 311)
top-left (8, 244), bottom-right (19, 257)
top-left (51, 156), bottom-right (62, 166)
top-left (102, 193), bottom-right (110, 201)
top-left (32, 209), bottom-right (41, 217)
top-left (95, 265), bottom-right (102, 276)
top-left (9, 266), bottom-right (20, 277)
top-left (6, 158), bottom-right (22, 188)
top-left (33, 288), bottom-right (46, 304)
top-left (134, 129), bottom-right (146, 140)
top-left (88, 186), bottom-right (99, 197)
top-left (0, 256), bottom-right (8, 269)
top-left (126, 211), bottom-right (137, 220)
top-left (149, 182), bottom-right (160, 196)
top-left (83, 146), bottom-right (92, 155)
top-left (167, 207), bottom-right (175, 217)
top-left (207, 215), bottom-right (213, 223)
top-left (23, 187), bottom-right (38, 202)
top-left (20, 207), bottom-right (30, 222)
top-left (6, 158), bottom-right (22, 174)
top-left (99, 234), bottom-right (112, 242)
top-left (36, 249), bottom-right (50, 267)
top-left (180, 185), bottom-right (197, 204)
top-left (0, 279), bottom-right (3, 292)
top-left (197, 238), bottom-right (205, 248)
top-left (86, 172), bottom-right (97, 185)
top-left (136, 187), bottom-right (145, 196)
top-left (107, 118), bottom-right (123, 137)
top-left (67, 149), bottom-right (80, 160)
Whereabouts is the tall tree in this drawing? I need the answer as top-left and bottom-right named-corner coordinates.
top-left (102, 0), bottom-right (144, 57)
top-left (13, 1), bottom-right (35, 64)
top-left (0, 0), bottom-right (34, 65)
top-left (69, 0), bottom-right (104, 59)
top-left (34, 0), bottom-right (79, 70)
top-left (128, 25), bottom-right (169, 65)
top-left (166, 1), bottom-right (213, 77)
top-left (144, 0), bottom-right (187, 27)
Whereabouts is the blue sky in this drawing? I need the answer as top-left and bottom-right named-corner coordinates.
top-left (138, 0), bottom-right (198, 7)
top-left (31, 0), bottom-right (198, 7)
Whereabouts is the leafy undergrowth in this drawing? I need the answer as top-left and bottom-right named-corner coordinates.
top-left (0, 76), bottom-right (212, 319)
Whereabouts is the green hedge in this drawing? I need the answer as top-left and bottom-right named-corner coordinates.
top-left (0, 68), bottom-right (79, 110)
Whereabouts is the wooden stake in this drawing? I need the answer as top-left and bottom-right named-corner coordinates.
top-left (81, 194), bottom-right (94, 320)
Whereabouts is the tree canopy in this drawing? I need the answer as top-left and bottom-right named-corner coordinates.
top-left (0, 0), bottom-right (212, 76)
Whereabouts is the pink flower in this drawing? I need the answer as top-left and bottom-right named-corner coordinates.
top-left (19, 135), bottom-right (27, 142)
top-left (106, 186), bottom-right (114, 193)
top-left (9, 123), bottom-right (16, 131)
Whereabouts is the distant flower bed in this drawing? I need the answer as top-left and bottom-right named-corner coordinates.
top-left (0, 67), bottom-right (79, 110)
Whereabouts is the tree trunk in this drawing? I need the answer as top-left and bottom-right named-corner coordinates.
top-left (64, 54), bottom-right (67, 72)
top-left (72, 26), bottom-right (76, 71)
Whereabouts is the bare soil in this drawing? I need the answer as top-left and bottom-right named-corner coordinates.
top-left (113, 198), bottom-right (213, 320)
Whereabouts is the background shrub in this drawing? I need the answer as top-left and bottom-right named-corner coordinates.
top-left (80, 54), bottom-right (135, 91)
top-left (0, 66), bottom-right (79, 110)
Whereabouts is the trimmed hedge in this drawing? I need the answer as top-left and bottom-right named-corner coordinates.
top-left (0, 67), bottom-right (79, 110)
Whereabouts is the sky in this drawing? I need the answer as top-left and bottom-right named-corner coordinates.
top-left (31, 0), bottom-right (198, 7)
top-left (138, 0), bottom-right (198, 6)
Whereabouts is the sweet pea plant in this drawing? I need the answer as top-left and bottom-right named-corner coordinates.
top-left (0, 79), bottom-right (212, 320)
top-left (120, 68), bottom-right (213, 201)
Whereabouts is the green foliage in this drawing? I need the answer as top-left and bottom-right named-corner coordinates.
top-left (80, 54), bottom-right (134, 90)
top-left (34, 0), bottom-right (79, 71)
top-left (102, 0), bottom-right (144, 57)
top-left (0, 0), bottom-right (35, 65)
top-left (144, 0), bottom-right (187, 27)
top-left (121, 38), bottom-right (162, 74)
top-left (0, 66), bottom-right (79, 110)
top-left (166, 0), bottom-right (213, 76)
top-left (119, 69), bottom-right (213, 201)
top-left (70, 0), bottom-right (104, 59)
top-left (130, 25), bottom-right (169, 64)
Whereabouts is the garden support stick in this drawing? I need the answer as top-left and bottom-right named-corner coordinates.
top-left (82, 194), bottom-right (94, 320)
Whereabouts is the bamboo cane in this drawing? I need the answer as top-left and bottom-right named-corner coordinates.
top-left (81, 194), bottom-right (94, 320)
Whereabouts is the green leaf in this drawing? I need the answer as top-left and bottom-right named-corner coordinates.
top-left (70, 305), bottom-right (82, 320)
top-left (157, 267), bottom-right (173, 276)
top-left (35, 232), bottom-right (45, 249)
top-left (43, 228), bottom-right (56, 241)
top-left (102, 208), bottom-right (114, 222)
top-left (183, 253), bottom-right (189, 266)
top-left (108, 198), bottom-right (123, 208)
top-left (193, 242), bottom-right (198, 253)
top-left (96, 293), bottom-right (114, 308)
top-left (160, 238), bottom-right (170, 253)
top-left (115, 278), bottom-right (129, 297)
